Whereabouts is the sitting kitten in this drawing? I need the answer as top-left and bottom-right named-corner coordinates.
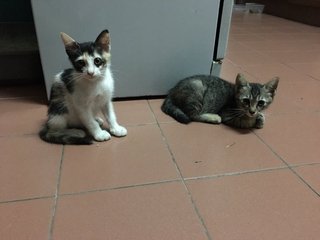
top-left (40, 30), bottom-right (127, 144)
top-left (161, 73), bottom-right (279, 129)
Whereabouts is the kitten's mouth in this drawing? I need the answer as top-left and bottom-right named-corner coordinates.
top-left (85, 74), bottom-right (96, 80)
top-left (246, 112), bottom-right (258, 118)
top-left (86, 74), bottom-right (95, 78)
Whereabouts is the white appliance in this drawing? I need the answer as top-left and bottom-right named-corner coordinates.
top-left (31, 0), bottom-right (232, 98)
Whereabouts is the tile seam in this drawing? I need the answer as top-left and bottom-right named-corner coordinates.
top-left (0, 195), bottom-right (54, 205)
top-left (147, 100), bottom-right (213, 240)
top-left (252, 131), bottom-right (320, 197)
top-left (59, 179), bottom-right (182, 197)
top-left (48, 145), bottom-right (65, 240)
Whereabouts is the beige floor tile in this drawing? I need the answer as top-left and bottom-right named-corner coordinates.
top-left (288, 62), bottom-right (320, 81)
top-left (226, 50), bottom-right (274, 66)
top-left (225, 41), bottom-right (252, 54)
top-left (53, 182), bottom-right (208, 240)
top-left (260, 50), bottom-right (320, 64)
top-left (294, 164), bottom-right (320, 194)
top-left (0, 198), bottom-right (53, 240)
top-left (187, 170), bottom-right (320, 240)
top-left (59, 125), bottom-right (179, 194)
top-left (242, 63), bottom-right (307, 83)
top-left (241, 40), bottom-right (320, 52)
top-left (113, 100), bottom-right (156, 126)
top-left (270, 79), bottom-right (320, 113)
top-left (219, 59), bottom-right (256, 82)
top-left (160, 122), bottom-right (284, 178)
top-left (148, 99), bottom-right (175, 123)
top-left (228, 33), bottom-right (264, 42)
top-left (0, 135), bottom-right (62, 201)
top-left (282, 79), bottom-right (320, 111)
top-left (254, 113), bottom-right (320, 165)
top-left (0, 98), bottom-right (47, 136)
top-left (256, 33), bottom-right (320, 42)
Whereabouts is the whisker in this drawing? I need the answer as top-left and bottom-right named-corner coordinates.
top-left (221, 108), bottom-right (246, 122)
top-left (226, 107), bottom-right (245, 112)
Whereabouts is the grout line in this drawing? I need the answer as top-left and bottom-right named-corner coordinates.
top-left (287, 167), bottom-right (320, 197)
top-left (48, 145), bottom-right (65, 240)
top-left (180, 184), bottom-right (213, 240)
top-left (146, 99), bottom-right (159, 123)
top-left (59, 179), bottom-right (182, 197)
top-left (252, 131), bottom-right (320, 197)
top-left (1, 162), bottom-right (317, 205)
top-left (147, 101), bottom-right (213, 240)
top-left (146, 101), bottom-right (184, 181)
top-left (290, 162), bottom-right (320, 168)
top-left (184, 166), bottom-right (291, 181)
top-left (0, 195), bottom-right (54, 205)
top-left (184, 162), bottom-right (320, 182)
top-left (154, 120), bottom-right (177, 125)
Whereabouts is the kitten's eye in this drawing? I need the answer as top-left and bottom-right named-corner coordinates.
top-left (76, 60), bottom-right (85, 67)
top-left (257, 100), bottom-right (265, 107)
top-left (94, 57), bottom-right (102, 66)
top-left (242, 98), bottom-right (250, 106)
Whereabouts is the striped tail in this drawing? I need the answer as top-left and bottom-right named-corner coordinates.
top-left (161, 97), bottom-right (191, 124)
top-left (39, 125), bottom-right (93, 145)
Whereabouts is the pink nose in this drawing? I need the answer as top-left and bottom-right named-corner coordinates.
top-left (87, 71), bottom-right (94, 76)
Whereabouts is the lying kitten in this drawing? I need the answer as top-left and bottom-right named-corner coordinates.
top-left (40, 30), bottom-right (127, 144)
top-left (162, 73), bottom-right (279, 129)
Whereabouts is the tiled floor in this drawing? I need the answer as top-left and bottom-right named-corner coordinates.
top-left (1, 10), bottom-right (320, 240)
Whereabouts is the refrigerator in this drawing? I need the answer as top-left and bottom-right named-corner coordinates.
top-left (31, 0), bottom-right (233, 98)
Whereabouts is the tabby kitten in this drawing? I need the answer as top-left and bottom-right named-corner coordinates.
top-left (40, 30), bottom-right (127, 144)
top-left (162, 73), bottom-right (279, 129)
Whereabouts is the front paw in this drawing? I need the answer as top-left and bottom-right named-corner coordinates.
top-left (255, 113), bottom-right (265, 129)
top-left (110, 125), bottom-right (127, 137)
top-left (93, 130), bottom-right (111, 141)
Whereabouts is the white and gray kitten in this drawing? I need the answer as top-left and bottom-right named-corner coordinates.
top-left (40, 30), bottom-right (127, 144)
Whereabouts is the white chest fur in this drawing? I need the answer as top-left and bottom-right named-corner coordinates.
top-left (73, 68), bottom-right (113, 105)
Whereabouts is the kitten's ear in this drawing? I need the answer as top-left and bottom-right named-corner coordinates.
top-left (60, 32), bottom-right (80, 52)
top-left (264, 77), bottom-right (279, 94)
top-left (235, 73), bottom-right (249, 87)
top-left (95, 29), bottom-right (110, 52)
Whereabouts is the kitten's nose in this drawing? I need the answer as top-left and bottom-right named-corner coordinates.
top-left (249, 109), bottom-right (256, 115)
top-left (87, 71), bottom-right (94, 77)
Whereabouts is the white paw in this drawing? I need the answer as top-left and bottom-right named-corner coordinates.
top-left (93, 130), bottom-right (111, 141)
top-left (110, 125), bottom-right (127, 137)
top-left (212, 115), bottom-right (222, 124)
top-left (255, 113), bottom-right (265, 129)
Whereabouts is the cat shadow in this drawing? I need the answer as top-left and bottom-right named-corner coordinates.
top-left (220, 124), bottom-right (252, 135)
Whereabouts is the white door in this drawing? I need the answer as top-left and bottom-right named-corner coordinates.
top-left (32, 0), bottom-right (221, 98)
